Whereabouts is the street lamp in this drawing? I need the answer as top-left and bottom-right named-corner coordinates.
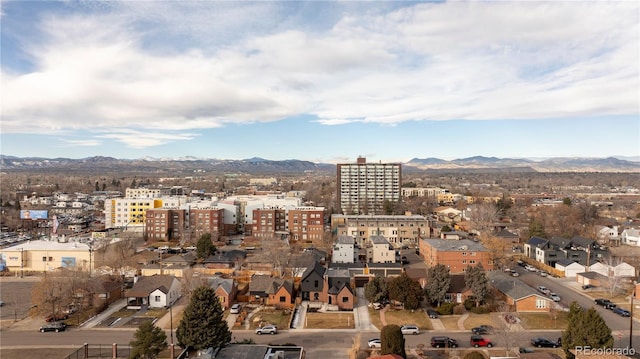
top-left (88, 242), bottom-right (94, 277)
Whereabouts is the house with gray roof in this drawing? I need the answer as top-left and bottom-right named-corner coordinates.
top-left (248, 275), bottom-right (294, 309)
top-left (208, 276), bottom-right (237, 309)
top-left (125, 274), bottom-right (181, 309)
top-left (488, 271), bottom-right (551, 312)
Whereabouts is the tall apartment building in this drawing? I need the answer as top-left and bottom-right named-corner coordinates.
top-left (337, 157), bottom-right (401, 215)
top-left (189, 208), bottom-right (225, 242)
top-left (104, 198), bottom-right (159, 230)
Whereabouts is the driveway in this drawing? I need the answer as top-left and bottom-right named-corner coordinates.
top-left (354, 288), bottom-right (376, 331)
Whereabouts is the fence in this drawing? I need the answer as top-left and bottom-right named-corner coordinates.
top-left (63, 344), bottom-right (131, 359)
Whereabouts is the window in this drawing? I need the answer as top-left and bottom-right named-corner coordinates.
top-left (42, 256), bottom-right (47, 262)
top-left (314, 280), bottom-right (319, 288)
top-left (280, 296), bottom-right (286, 302)
top-left (535, 299), bottom-right (547, 309)
top-left (342, 296), bottom-right (349, 303)
top-left (462, 260), bottom-right (467, 264)
top-left (155, 296), bottom-right (161, 302)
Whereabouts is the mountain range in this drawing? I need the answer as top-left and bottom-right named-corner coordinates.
top-left (0, 155), bottom-right (638, 174)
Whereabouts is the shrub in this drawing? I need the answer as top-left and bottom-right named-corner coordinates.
top-left (464, 299), bottom-right (475, 310)
top-left (436, 302), bottom-right (455, 315)
top-left (380, 324), bottom-right (406, 358)
top-left (453, 304), bottom-right (466, 315)
top-left (470, 306), bottom-right (490, 314)
top-left (464, 351), bottom-right (487, 359)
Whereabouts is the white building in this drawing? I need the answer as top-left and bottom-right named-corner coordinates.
top-left (621, 228), bottom-right (640, 246)
top-left (337, 157), bottom-right (401, 215)
top-left (367, 236), bottom-right (395, 263)
top-left (555, 260), bottom-right (586, 278)
top-left (332, 236), bottom-right (356, 263)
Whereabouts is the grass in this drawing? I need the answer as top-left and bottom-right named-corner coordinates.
top-left (368, 308), bottom-right (383, 330)
top-left (112, 308), bottom-right (138, 318)
top-left (141, 308), bottom-right (167, 318)
top-left (249, 309), bottom-right (291, 330)
top-left (519, 311), bottom-right (568, 330)
top-left (586, 290), bottom-right (630, 303)
top-left (382, 309), bottom-right (433, 330)
top-left (304, 312), bottom-right (355, 329)
top-left (438, 315), bottom-right (462, 330)
top-left (463, 313), bottom-right (498, 330)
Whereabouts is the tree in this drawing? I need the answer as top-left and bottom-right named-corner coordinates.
top-left (464, 264), bottom-right (489, 307)
top-left (195, 233), bottom-right (216, 260)
top-left (425, 264), bottom-right (450, 307)
top-left (130, 321), bottom-right (167, 359)
top-left (387, 272), bottom-right (423, 310)
top-left (562, 301), bottom-right (613, 359)
top-left (528, 220), bottom-right (546, 238)
top-left (176, 286), bottom-right (231, 350)
top-left (364, 276), bottom-right (388, 304)
top-left (380, 324), bottom-right (406, 358)
top-left (494, 302), bottom-right (524, 356)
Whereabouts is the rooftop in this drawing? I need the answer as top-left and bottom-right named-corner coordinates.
top-left (2, 239), bottom-right (92, 251)
top-left (421, 238), bottom-right (489, 252)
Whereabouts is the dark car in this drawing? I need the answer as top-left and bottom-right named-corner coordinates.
top-left (426, 309), bottom-right (438, 318)
top-left (471, 325), bottom-right (494, 335)
top-left (470, 335), bottom-right (493, 348)
top-left (595, 298), bottom-right (612, 306)
top-left (613, 307), bottom-right (631, 317)
top-left (531, 337), bottom-right (559, 348)
top-left (519, 348), bottom-right (535, 353)
top-left (431, 336), bottom-right (458, 348)
top-left (40, 322), bottom-right (66, 332)
top-left (582, 284), bottom-right (596, 290)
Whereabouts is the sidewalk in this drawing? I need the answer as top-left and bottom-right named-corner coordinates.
top-left (354, 288), bottom-right (377, 331)
top-left (80, 298), bottom-right (127, 329)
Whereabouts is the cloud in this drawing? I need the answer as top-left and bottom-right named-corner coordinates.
top-left (1, 1), bottom-right (637, 149)
top-left (63, 139), bottom-right (102, 147)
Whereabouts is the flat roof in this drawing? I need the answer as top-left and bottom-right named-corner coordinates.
top-left (1, 239), bottom-right (92, 251)
top-left (421, 238), bottom-right (489, 252)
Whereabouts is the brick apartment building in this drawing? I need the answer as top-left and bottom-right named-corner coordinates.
top-left (419, 238), bottom-right (493, 273)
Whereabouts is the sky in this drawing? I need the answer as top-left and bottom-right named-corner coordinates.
top-left (1, 1), bottom-right (639, 164)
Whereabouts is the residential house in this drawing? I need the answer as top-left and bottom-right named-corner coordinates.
top-left (208, 277), bottom-right (238, 309)
top-left (524, 236), bottom-right (549, 259)
top-left (332, 236), bottom-right (356, 263)
top-left (494, 228), bottom-right (520, 243)
top-left (445, 274), bottom-right (473, 304)
top-left (419, 238), bottom-right (493, 274)
top-left (588, 262), bottom-right (611, 276)
top-left (248, 275), bottom-right (294, 309)
top-left (404, 267), bottom-right (428, 289)
top-left (330, 213), bottom-right (431, 247)
top-left (613, 262), bottom-right (636, 277)
top-left (125, 275), bottom-right (181, 309)
top-left (596, 225), bottom-right (619, 243)
top-left (289, 251), bottom-right (320, 279)
top-left (300, 261), bottom-right (326, 302)
top-left (440, 231), bottom-right (468, 240)
top-left (367, 236), bottom-right (395, 263)
top-left (488, 271), bottom-right (551, 312)
top-left (621, 228), bottom-right (640, 246)
top-left (434, 207), bottom-right (463, 223)
top-left (554, 259), bottom-right (585, 278)
top-left (327, 282), bottom-right (354, 310)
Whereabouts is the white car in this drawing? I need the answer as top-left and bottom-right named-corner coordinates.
top-left (400, 324), bottom-right (420, 335)
top-left (256, 325), bottom-right (277, 335)
top-left (549, 293), bottom-right (561, 302)
top-left (537, 286), bottom-right (550, 295)
top-left (368, 338), bottom-right (381, 348)
top-left (230, 304), bottom-right (241, 314)
top-left (510, 270), bottom-right (520, 277)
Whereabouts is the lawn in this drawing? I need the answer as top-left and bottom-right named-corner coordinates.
top-left (382, 309), bottom-right (432, 330)
top-left (463, 313), bottom-right (498, 330)
top-left (249, 309), bottom-right (292, 330)
top-left (519, 311), bottom-right (568, 330)
top-left (438, 315), bottom-right (462, 330)
top-left (304, 312), bottom-right (355, 329)
top-left (141, 308), bottom-right (167, 318)
top-left (368, 308), bottom-right (383, 330)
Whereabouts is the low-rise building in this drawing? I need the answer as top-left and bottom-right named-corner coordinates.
top-left (419, 238), bottom-right (493, 274)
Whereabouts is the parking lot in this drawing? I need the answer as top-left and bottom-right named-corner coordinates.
top-left (0, 276), bottom-right (39, 327)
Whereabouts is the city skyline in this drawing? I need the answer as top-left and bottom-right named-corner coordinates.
top-left (1, 1), bottom-right (638, 164)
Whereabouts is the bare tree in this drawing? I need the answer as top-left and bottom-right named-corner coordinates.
top-left (260, 235), bottom-right (290, 277)
top-left (493, 302), bottom-right (526, 356)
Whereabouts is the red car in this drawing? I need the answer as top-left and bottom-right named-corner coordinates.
top-left (471, 335), bottom-right (493, 348)
top-left (45, 313), bottom-right (68, 322)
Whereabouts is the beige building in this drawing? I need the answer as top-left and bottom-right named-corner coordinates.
top-left (1, 239), bottom-right (94, 273)
top-left (367, 236), bottom-right (395, 263)
top-left (331, 213), bottom-right (430, 247)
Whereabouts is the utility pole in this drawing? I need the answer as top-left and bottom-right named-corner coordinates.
top-left (631, 285), bottom-right (635, 349)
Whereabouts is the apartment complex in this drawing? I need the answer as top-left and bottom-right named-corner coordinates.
top-left (250, 206), bottom-right (325, 241)
top-left (337, 157), bottom-right (401, 215)
top-left (331, 213), bottom-right (430, 247)
top-left (419, 238), bottom-right (493, 273)
top-left (145, 207), bottom-right (224, 242)
top-left (251, 208), bottom-right (287, 238)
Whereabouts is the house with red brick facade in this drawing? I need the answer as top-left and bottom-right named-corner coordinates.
top-left (419, 238), bottom-right (494, 274)
top-left (488, 271), bottom-right (551, 312)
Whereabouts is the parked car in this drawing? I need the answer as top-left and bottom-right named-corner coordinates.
top-left (537, 286), bottom-right (550, 295)
top-left (613, 307), bottom-right (631, 317)
top-left (426, 309), bottom-right (438, 318)
top-left (63, 304), bottom-right (77, 315)
top-left (430, 336), bottom-right (458, 348)
top-left (549, 293), bottom-right (561, 302)
top-left (511, 270), bottom-right (520, 277)
top-left (372, 302), bottom-right (384, 310)
top-left (595, 298), bottom-right (612, 306)
top-left (582, 284), bottom-right (596, 290)
top-left (471, 325), bottom-right (494, 335)
top-left (45, 313), bottom-right (68, 322)
top-left (400, 324), bottom-right (420, 335)
top-left (40, 322), bottom-right (67, 333)
top-left (230, 304), bottom-right (241, 314)
top-left (531, 337), bottom-right (559, 348)
top-left (470, 335), bottom-right (493, 348)
top-left (368, 338), bottom-right (381, 349)
top-left (519, 347), bottom-right (535, 353)
top-left (255, 325), bottom-right (277, 335)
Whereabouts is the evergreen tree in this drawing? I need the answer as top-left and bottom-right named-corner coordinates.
top-left (464, 264), bottom-right (489, 307)
top-left (387, 272), bottom-right (424, 310)
top-left (196, 233), bottom-right (216, 259)
top-left (364, 276), bottom-right (388, 304)
top-left (380, 324), bottom-right (406, 358)
top-left (129, 321), bottom-right (167, 359)
top-left (528, 220), bottom-right (546, 238)
top-left (176, 286), bottom-right (231, 350)
top-left (425, 264), bottom-right (450, 306)
top-left (562, 301), bottom-right (613, 359)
